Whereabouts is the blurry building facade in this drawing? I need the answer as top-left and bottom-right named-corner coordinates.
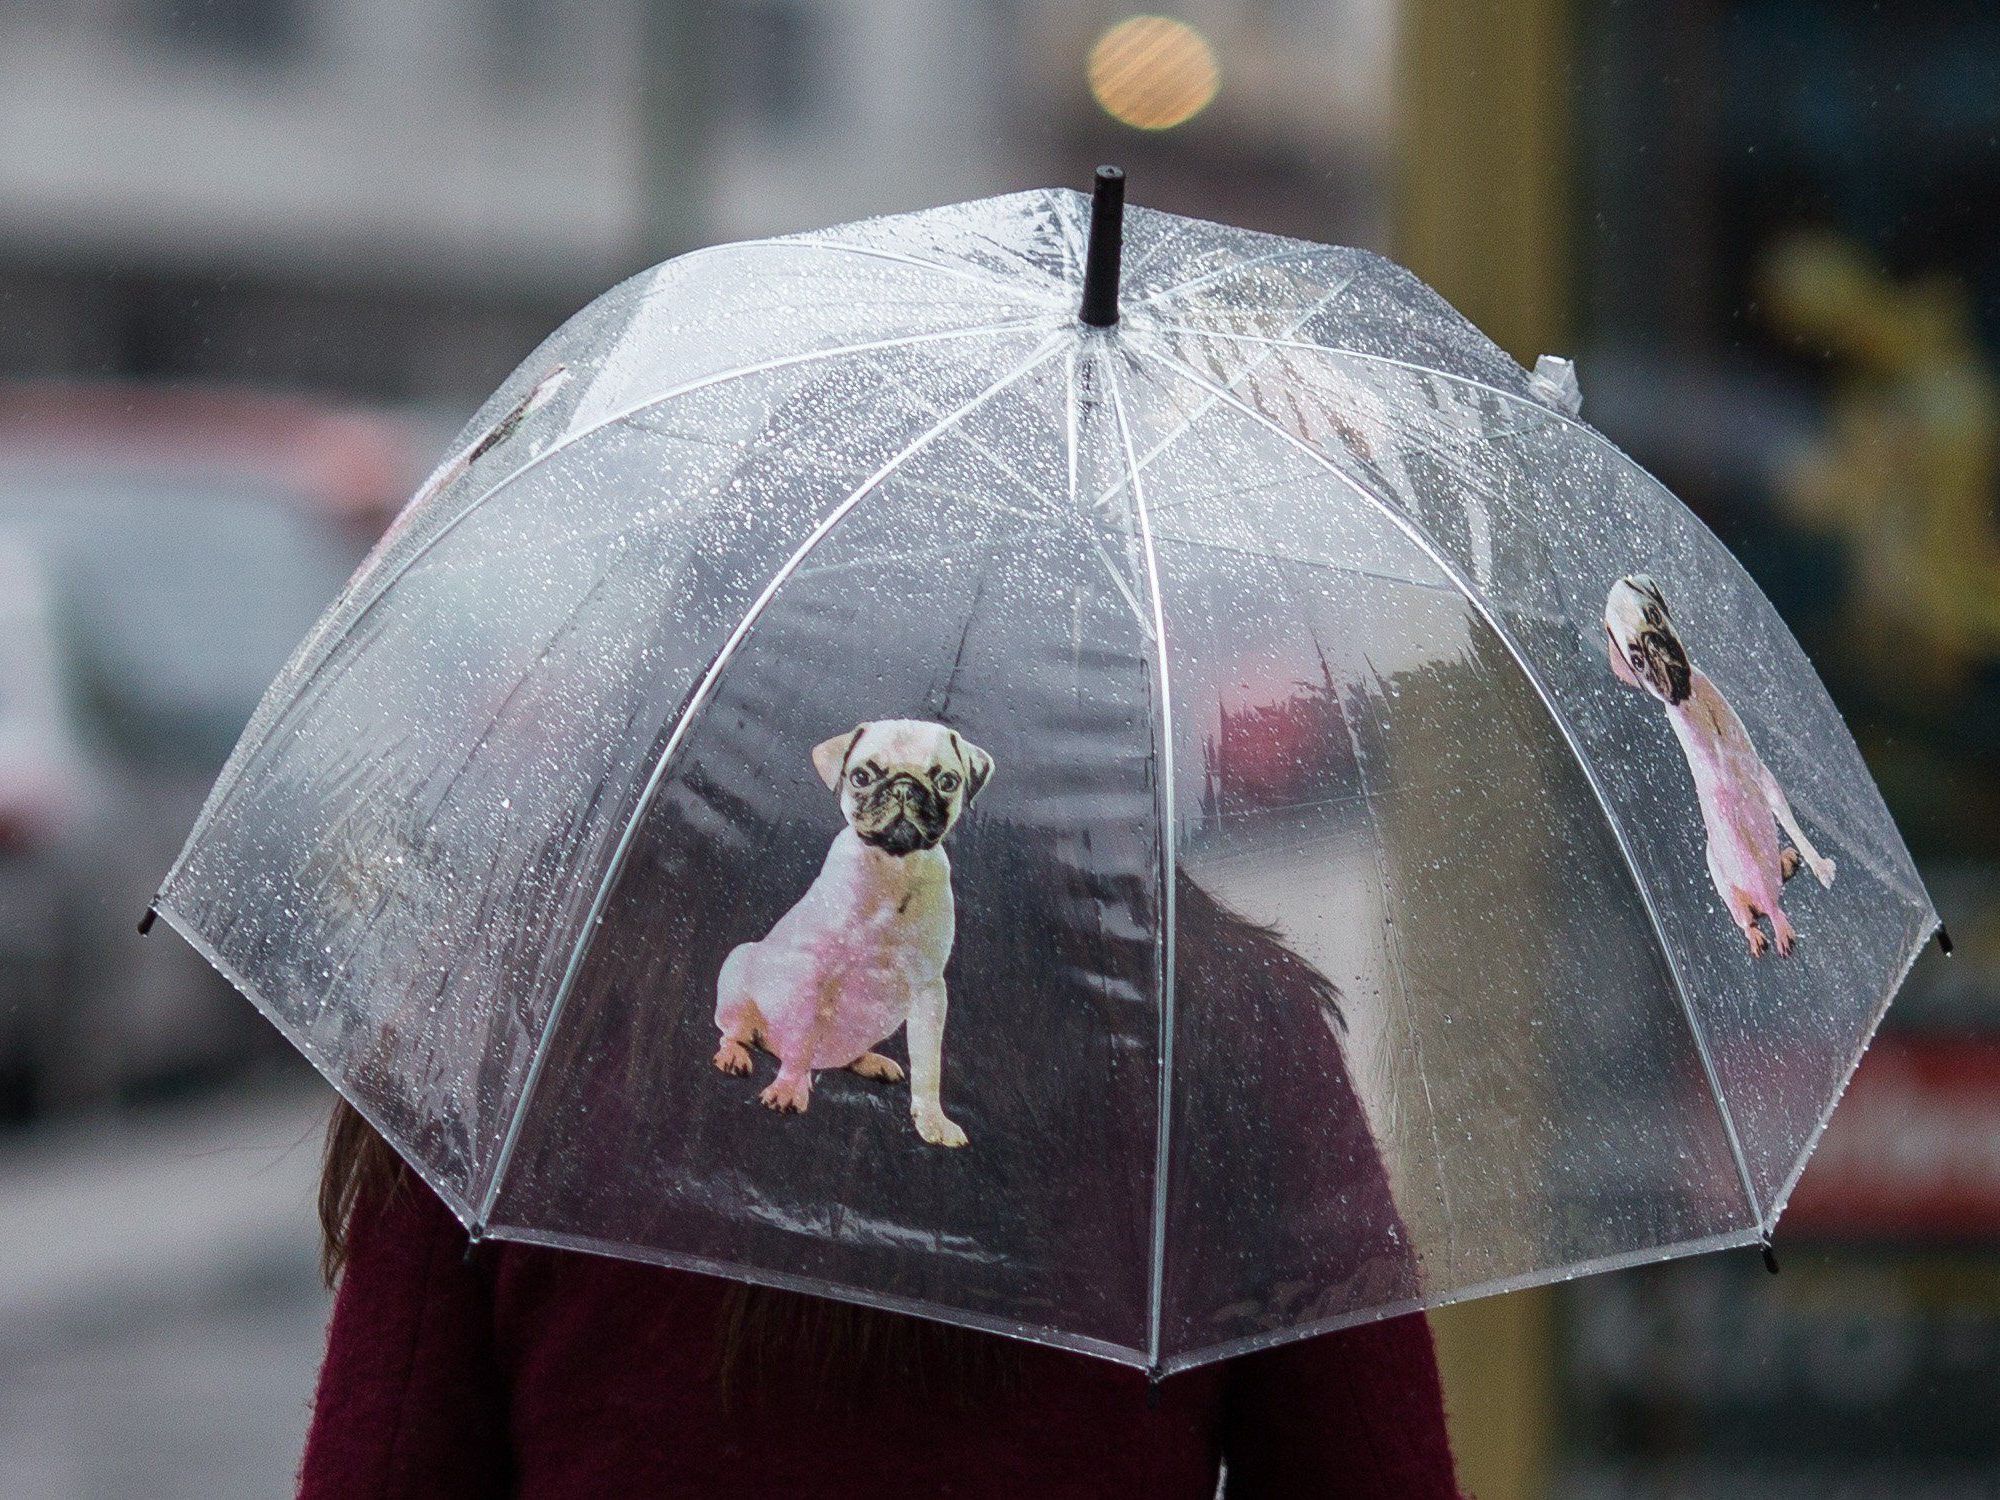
top-left (1, 1), bottom-right (1397, 408)
top-left (1552, 3), bottom-right (2000, 1496)
top-left (0, 0), bottom-right (649, 401)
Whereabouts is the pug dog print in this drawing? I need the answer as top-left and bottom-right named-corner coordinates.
top-left (713, 719), bottom-right (992, 1147)
top-left (1605, 574), bottom-right (1834, 957)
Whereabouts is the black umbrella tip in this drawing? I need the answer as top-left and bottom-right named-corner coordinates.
top-left (1937, 923), bottom-right (1954, 956)
top-left (138, 905), bottom-right (157, 936)
top-left (1079, 165), bottom-right (1127, 328)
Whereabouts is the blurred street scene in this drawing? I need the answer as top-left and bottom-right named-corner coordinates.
top-left (0, 1088), bottom-right (324, 1497)
top-left (2, 1), bottom-right (1996, 1496)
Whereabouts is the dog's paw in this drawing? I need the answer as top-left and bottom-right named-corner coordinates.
top-left (1745, 925), bottom-right (1769, 958)
top-left (1810, 855), bottom-right (1836, 889)
top-left (1780, 847), bottom-right (1802, 882)
top-left (713, 1040), bottom-right (754, 1076)
top-left (759, 1076), bottom-right (811, 1113)
top-left (849, 1052), bottom-right (905, 1084)
top-left (913, 1104), bottom-right (967, 1148)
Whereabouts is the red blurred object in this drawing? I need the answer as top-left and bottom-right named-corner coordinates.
top-left (0, 768), bottom-right (75, 850)
top-left (1783, 1034), bottom-right (2000, 1240)
top-left (1206, 656), bottom-right (1358, 815)
top-left (0, 378), bottom-right (436, 1116)
top-left (0, 380), bottom-right (421, 534)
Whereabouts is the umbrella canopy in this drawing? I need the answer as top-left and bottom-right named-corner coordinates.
top-left (154, 172), bottom-right (1937, 1374)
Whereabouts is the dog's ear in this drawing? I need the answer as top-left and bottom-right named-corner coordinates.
top-left (1629, 572), bottom-right (1671, 620)
top-left (812, 725), bottom-right (866, 790)
top-left (952, 732), bottom-right (994, 802)
top-left (1606, 625), bottom-right (1644, 689)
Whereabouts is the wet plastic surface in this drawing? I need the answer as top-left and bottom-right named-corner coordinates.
top-left (159, 189), bottom-right (1936, 1371)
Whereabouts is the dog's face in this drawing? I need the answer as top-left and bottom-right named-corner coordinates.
top-left (811, 719), bottom-right (993, 856)
top-left (1605, 574), bottom-right (1693, 706)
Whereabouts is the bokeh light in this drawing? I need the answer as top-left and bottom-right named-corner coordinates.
top-left (1087, 16), bottom-right (1220, 131)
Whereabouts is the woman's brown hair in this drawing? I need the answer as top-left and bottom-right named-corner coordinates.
top-left (317, 1097), bottom-right (408, 1285)
top-left (316, 1095), bottom-right (1021, 1405)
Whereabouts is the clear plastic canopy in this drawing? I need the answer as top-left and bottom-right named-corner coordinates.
top-left (157, 189), bottom-right (1936, 1373)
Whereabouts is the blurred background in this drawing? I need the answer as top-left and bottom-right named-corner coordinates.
top-left (0, 1), bottom-right (1994, 1495)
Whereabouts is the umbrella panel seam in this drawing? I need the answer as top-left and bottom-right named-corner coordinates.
top-left (150, 897), bottom-right (482, 1227)
top-left (473, 333), bottom-right (1070, 1227)
top-left (1103, 354), bottom-right (1180, 1376)
top-left (1158, 1223), bottom-right (1766, 1374)
top-left (1761, 910), bottom-right (1941, 1236)
top-left (1087, 276), bottom-right (1359, 518)
top-left (1128, 244), bottom-right (1360, 314)
top-left (1128, 335), bottom-right (1767, 1232)
top-left (155, 314), bottom-right (1058, 909)
top-left (1142, 321), bottom-right (1932, 912)
top-left (479, 1220), bottom-right (1154, 1369)
top-left (798, 236), bottom-right (1073, 306)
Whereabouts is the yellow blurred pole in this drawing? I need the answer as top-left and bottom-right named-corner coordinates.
top-left (1396, 4), bottom-right (1572, 1499)
top-left (1428, 1290), bottom-right (1558, 1500)
top-left (1395, 0), bottom-right (1571, 363)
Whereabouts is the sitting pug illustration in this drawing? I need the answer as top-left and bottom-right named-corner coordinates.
top-left (1605, 574), bottom-right (1834, 957)
top-left (713, 719), bottom-right (992, 1146)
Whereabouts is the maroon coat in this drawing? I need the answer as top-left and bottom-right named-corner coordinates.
top-left (299, 1178), bottom-right (1461, 1498)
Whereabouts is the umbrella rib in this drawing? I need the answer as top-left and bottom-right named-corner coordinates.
top-left (839, 357), bottom-right (1160, 630)
top-left (155, 314), bottom-right (1053, 905)
top-left (1134, 324), bottom-right (1553, 434)
top-left (1124, 243), bottom-right (1341, 314)
top-left (473, 333), bottom-right (1068, 1229)
top-left (1146, 322), bottom-right (1931, 912)
top-left (1149, 528), bottom-right (1462, 600)
top-left (1113, 218), bottom-right (1202, 298)
top-left (1088, 275), bottom-right (1359, 516)
top-left (1065, 348), bottom-right (1081, 510)
top-left (1065, 351), bottom-right (1153, 636)
top-left (801, 237), bottom-right (1071, 306)
top-left (1103, 355), bottom-right (1180, 1376)
top-left (362, 317), bottom-right (1053, 600)
top-left (1129, 338), bottom-right (1768, 1233)
top-left (1051, 188), bottom-right (1088, 289)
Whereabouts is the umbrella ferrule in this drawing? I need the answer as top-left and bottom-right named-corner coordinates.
top-left (1079, 165), bottom-right (1126, 327)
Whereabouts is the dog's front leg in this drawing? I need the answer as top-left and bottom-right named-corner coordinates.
top-left (906, 981), bottom-right (967, 1148)
top-left (758, 971), bottom-right (831, 1115)
top-left (1759, 766), bottom-right (1835, 887)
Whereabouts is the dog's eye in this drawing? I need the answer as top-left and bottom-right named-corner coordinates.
top-left (848, 767), bottom-right (872, 787)
top-left (935, 772), bottom-right (960, 793)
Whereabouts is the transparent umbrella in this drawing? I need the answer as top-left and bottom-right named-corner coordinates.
top-left (152, 169), bottom-right (1939, 1375)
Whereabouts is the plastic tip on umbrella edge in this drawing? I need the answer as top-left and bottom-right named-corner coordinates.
top-left (1079, 165), bottom-right (1126, 328)
top-left (137, 904), bottom-right (157, 936)
top-left (1937, 924), bottom-right (1954, 956)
